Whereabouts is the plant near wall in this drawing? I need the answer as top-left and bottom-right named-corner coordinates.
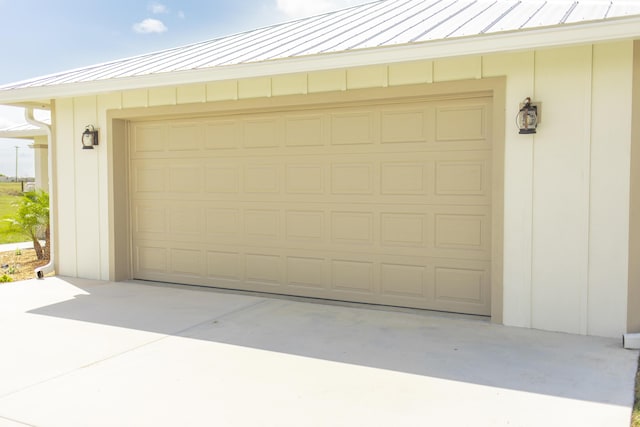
top-left (5, 190), bottom-right (50, 260)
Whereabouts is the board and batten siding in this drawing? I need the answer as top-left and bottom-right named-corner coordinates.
top-left (52, 40), bottom-right (634, 338)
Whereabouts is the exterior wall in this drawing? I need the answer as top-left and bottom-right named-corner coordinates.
top-left (32, 135), bottom-right (48, 190)
top-left (52, 40), bottom-right (634, 337)
top-left (628, 40), bottom-right (640, 334)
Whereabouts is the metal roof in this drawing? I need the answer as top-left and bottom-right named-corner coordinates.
top-left (0, 119), bottom-right (49, 139)
top-left (1, 0), bottom-right (640, 94)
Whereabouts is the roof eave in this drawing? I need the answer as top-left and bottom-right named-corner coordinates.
top-left (1, 15), bottom-right (639, 104)
top-left (0, 129), bottom-right (47, 139)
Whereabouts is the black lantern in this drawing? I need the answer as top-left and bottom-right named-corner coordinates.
top-left (517, 97), bottom-right (538, 134)
top-left (82, 125), bottom-right (99, 149)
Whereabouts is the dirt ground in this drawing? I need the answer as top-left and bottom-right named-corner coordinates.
top-left (0, 249), bottom-right (51, 282)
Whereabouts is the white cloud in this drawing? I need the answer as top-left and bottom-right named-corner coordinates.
top-left (149, 3), bottom-right (168, 14)
top-left (276, 0), bottom-right (371, 19)
top-left (178, 10), bottom-right (185, 19)
top-left (133, 18), bottom-right (168, 34)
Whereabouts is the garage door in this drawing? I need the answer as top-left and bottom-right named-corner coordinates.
top-left (129, 95), bottom-right (493, 315)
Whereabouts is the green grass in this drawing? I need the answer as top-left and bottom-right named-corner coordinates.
top-left (0, 182), bottom-right (28, 244)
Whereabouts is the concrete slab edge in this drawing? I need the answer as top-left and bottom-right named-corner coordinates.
top-left (623, 333), bottom-right (640, 349)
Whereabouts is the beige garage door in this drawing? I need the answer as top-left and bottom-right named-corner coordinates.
top-left (129, 95), bottom-right (493, 315)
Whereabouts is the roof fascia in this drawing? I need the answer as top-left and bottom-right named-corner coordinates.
top-left (1, 15), bottom-right (640, 104)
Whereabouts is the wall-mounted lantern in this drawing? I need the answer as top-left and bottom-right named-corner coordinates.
top-left (82, 125), bottom-right (99, 149)
top-left (517, 97), bottom-right (539, 134)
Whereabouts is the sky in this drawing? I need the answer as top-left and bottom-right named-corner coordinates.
top-left (0, 0), bottom-right (373, 178)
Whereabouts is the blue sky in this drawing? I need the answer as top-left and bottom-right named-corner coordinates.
top-left (0, 0), bottom-right (371, 177)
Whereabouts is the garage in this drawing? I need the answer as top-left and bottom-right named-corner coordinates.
top-left (129, 93), bottom-right (493, 316)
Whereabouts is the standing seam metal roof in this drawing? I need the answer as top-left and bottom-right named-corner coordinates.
top-left (2, 0), bottom-right (640, 91)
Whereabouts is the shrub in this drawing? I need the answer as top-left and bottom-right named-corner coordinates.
top-left (5, 190), bottom-right (50, 260)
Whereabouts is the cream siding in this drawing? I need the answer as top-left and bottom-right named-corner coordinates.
top-left (72, 96), bottom-right (103, 280)
top-left (483, 51), bottom-right (535, 329)
top-left (238, 78), bottom-right (271, 99)
top-left (122, 90), bottom-right (148, 109)
top-left (52, 40), bottom-right (635, 337)
top-left (629, 40), bottom-right (640, 334)
top-left (148, 87), bottom-right (176, 107)
top-left (347, 66), bottom-right (388, 89)
top-left (308, 70), bottom-right (346, 93)
top-left (433, 57), bottom-right (483, 82)
top-left (54, 98), bottom-right (77, 278)
top-left (272, 74), bottom-right (308, 96)
top-left (32, 136), bottom-right (49, 191)
top-left (588, 42), bottom-right (633, 337)
top-left (98, 92), bottom-right (124, 281)
top-left (531, 46), bottom-right (593, 335)
top-left (176, 84), bottom-right (206, 104)
top-left (206, 81), bottom-right (238, 102)
top-left (388, 61), bottom-right (433, 86)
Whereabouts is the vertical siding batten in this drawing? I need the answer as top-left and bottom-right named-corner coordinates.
top-left (588, 41), bottom-right (633, 336)
top-left (627, 40), bottom-right (640, 334)
top-left (582, 45), bottom-right (594, 336)
top-left (73, 95), bottom-right (102, 280)
top-left (531, 45), bottom-right (592, 334)
top-left (54, 98), bottom-right (78, 277)
top-left (98, 92), bottom-right (124, 280)
top-left (51, 98), bottom-right (78, 277)
top-left (482, 50), bottom-right (535, 329)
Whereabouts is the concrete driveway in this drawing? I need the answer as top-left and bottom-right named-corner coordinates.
top-left (0, 277), bottom-right (637, 427)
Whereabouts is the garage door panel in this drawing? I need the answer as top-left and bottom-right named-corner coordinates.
top-left (330, 163), bottom-right (374, 194)
top-left (245, 253), bottom-right (283, 286)
top-left (435, 161), bottom-right (487, 196)
top-left (286, 256), bottom-right (327, 290)
top-left (435, 102), bottom-right (488, 142)
top-left (244, 164), bottom-right (281, 193)
top-left (133, 155), bottom-right (490, 204)
top-left (331, 259), bottom-right (376, 294)
top-left (136, 245), bottom-right (168, 275)
top-left (285, 210), bottom-right (324, 242)
top-left (133, 201), bottom-right (490, 260)
top-left (330, 111), bottom-right (377, 145)
top-left (168, 123), bottom-right (204, 152)
top-left (245, 209), bottom-right (281, 241)
top-left (285, 115), bottom-right (326, 147)
top-left (133, 124), bottom-right (166, 153)
top-left (134, 204), bottom-right (166, 234)
top-left (205, 165), bottom-right (240, 193)
top-left (168, 205), bottom-right (203, 235)
top-left (243, 117), bottom-right (280, 149)
top-left (381, 108), bottom-right (428, 144)
top-left (207, 250), bottom-right (242, 281)
top-left (285, 164), bottom-right (325, 194)
top-left (169, 248), bottom-right (203, 278)
top-left (331, 211), bottom-right (374, 246)
top-left (205, 120), bottom-right (240, 150)
top-left (131, 96), bottom-right (493, 315)
top-left (131, 238), bottom-right (491, 314)
top-left (380, 162), bottom-right (428, 195)
top-left (132, 163), bottom-right (166, 193)
top-left (168, 164), bottom-right (203, 193)
top-left (433, 262), bottom-right (490, 314)
top-left (206, 208), bottom-right (241, 236)
top-left (380, 263), bottom-right (428, 298)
